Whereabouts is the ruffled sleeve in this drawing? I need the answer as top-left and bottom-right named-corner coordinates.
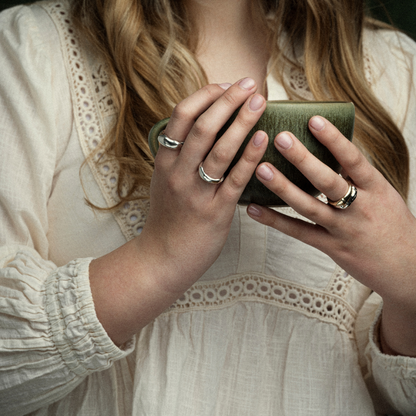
top-left (0, 5), bottom-right (134, 415)
top-left (355, 29), bottom-right (416, 415)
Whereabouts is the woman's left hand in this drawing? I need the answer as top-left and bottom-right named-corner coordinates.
top-left (247, 115), bottom-right (416, 355)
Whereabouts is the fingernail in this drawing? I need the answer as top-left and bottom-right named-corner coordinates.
top-left (275, 132), bottom-right (293, 150)
top-left (249, 94), bottom-right (264, 111)
top-left (219, 83), bottom-right (232, 90)
top-left (248, 204), bottom-right (262, 217)
top-left (238, 77), bottom-right (256, 90)
top-left (257, 164), bottom-right (273, 181)
top-left (253, 131), bottom-right (266, 147)
top-left (310, 116), bottom-right (325, 131)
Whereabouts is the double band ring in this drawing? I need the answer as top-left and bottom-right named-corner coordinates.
top-left (198, 162), bottom-right (224, 184)
top-left (327, 180), bottom-right (358, 209)
top-left (157, 131), bottom-right (184, 150)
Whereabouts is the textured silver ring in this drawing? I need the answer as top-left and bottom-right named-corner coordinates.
top-left (157, 131), bottom-right (184, 150)
top-left (198, 162), bottom-right (224, 184)
top-left (327, 181), bottom-right (358, 209)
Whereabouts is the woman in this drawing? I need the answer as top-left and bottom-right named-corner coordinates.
top-left (0, 0), bottom-right (415, 414)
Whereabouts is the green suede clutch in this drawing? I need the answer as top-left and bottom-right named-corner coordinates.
top-left (148, 101), bottom-right (355, 206)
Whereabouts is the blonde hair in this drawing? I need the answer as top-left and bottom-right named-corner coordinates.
top-left (72, 0), bottom-right (409, 208)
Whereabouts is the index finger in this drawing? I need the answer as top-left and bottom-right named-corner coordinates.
top-left (165, 83), bottom-right (232, 141)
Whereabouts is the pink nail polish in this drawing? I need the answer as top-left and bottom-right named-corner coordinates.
top-left (275, 133), bottom-right (292, 149)
top-left (253, 131), bottom-right (266, 147)
top-left (257, 164), bottom-right (273, 181)
top-left (238, 77), bottom-right (255, 90)
top-left (249, 94), bottom-right (264, 111)
top-left (219, 83), bottom-right (232, 90)
top-left (248, 204), bottom-right (262, 217)
top-left (310, 116), bottom-right (325, 131)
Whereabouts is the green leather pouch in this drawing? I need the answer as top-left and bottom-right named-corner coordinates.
top-left (148, 101), bottom-right (355, 206)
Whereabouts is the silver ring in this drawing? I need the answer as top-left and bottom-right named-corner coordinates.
top-left (157, 131), bottom-right (184, 150)
top-left (198, 162), bottom-right (224, 184)
top-left (327, 181), bottom-right (358, 209)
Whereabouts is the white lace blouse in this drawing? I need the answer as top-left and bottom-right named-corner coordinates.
top-left (1, 2), bottom-right (416, 415)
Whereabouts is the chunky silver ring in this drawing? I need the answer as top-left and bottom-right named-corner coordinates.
top-left (327, 181), bottom-right (358, 209)
top-left (157, 131), bottom-right (184, 150)
top-left (198, 162), bottom-right (224, 184)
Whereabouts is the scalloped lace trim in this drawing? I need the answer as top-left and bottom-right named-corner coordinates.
top-left (43, 1), bottom-right (149, 240)
top-left (167, 272), bottom-right (357, 337)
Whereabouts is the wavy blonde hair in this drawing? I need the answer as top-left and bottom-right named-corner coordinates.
top-left (71, 0), bottom-right (409, 208)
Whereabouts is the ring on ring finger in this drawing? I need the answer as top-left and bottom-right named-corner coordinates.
top-left (198, 162), bottom-right (224, 184)
top-left (327, 179), bottom-right (358, 209)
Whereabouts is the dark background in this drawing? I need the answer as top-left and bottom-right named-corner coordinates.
top-left (0, 0), bottom-right (415, 41)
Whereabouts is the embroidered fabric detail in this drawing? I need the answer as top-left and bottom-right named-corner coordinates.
top-left (326, 266), bottom-right (354, 298)
top-left (43, 1), bottom-right (149, 241)
top-left (363, 47), bottom-right (374, 86)
top-left (167, 273), bottom-right (357, 337)
top-left (287, 66), bottom-right (314, 100)
top-left (91, 64), bottom-right (118, 116)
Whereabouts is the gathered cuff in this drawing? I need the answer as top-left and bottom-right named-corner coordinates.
top-left (44, 257), bottom-right (135, 376)
top-left (366, 302), bottom-right (416, 380)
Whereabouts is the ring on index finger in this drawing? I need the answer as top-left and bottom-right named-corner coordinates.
top-left (158, 131), bottom-right (184, 150)
top-left (327, 179), bottom-right (358, 210)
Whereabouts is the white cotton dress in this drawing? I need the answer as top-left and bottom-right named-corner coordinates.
top-left (0, 1), bottom-right (416, 415)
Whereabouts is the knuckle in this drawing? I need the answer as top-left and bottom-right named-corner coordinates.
top-left (191, 119), bottom-right (210, 139)
top-left (241, 151), bottom-right (258, 166)
top-left (227, 171), bottom-right (246, 190)
top-left (165, 172), bottom-right (181, 193)
top-left (171, 102), bottom-right (189, 122)
top-left (234, 114), bottom-right (254, 131)
top-left (292, 150), bottom-right (308, 167)
top-left (202, 83), bottom-right (220, 100)
top-left (331, 129), bottom-right (343, 144)
top-left (210, 144), bottom-right (230, 165)
top-left (322, 173), bottom-right (341, 191)
top-left (301, 203), bottom-right (321, 220)
top-left (271, 180), bottom-right (289, 196)
top-left (221, 90), bottom-right (239, 108)
top-left (347, 152), bottom-right (363, 171)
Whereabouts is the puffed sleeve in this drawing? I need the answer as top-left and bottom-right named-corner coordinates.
top-left (355, 29), bottom-right (416, 415)
top-left (0, 5), bottom-right (134, 415)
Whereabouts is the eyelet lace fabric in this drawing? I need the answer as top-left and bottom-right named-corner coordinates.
top-left (168, 272), bottom-right (356, 337)
top-left (44, 1), bottom-right (359, 335)
top-left (43, 1), bottom-right (149, 240)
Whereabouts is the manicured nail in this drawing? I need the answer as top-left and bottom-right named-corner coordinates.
top-left (248, 204), bottom-right (262, 217)
top-left (275, 132), bottom-right (293, 150)
top-left (253, 131), bottom-right (266, 147)
top-left (249, 94), bottom-right (264, 111)
top-left (310, 116), bottom-right (325, 131)
top-left (257, 164), bottom-right (274, 181)
top-left (238, 77), bottom-right (256, 90)
top-left (219, 83), bottom-right (232, 90)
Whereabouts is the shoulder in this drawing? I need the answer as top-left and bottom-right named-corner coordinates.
top-left (0, 2), bottom-right (59, 50)
top-left (363, 28), bottom-right (416, 127)
top-left (363, 27), bottom-right (416, 82)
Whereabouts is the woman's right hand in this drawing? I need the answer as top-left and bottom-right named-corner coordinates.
top-left (89, 78), bottom-right (267, 344)
top-left (141, 78), bottom-right (267, 292)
